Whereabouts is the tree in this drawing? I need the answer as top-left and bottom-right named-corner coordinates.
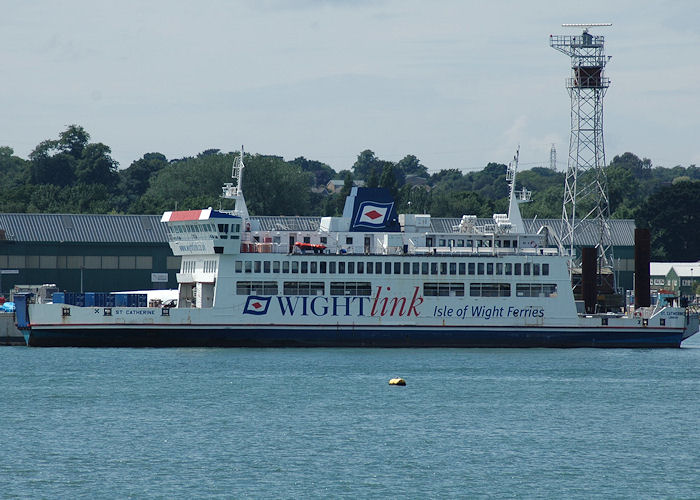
top-left (30, 151), bottom-right (76, 186)
top-left (610, 152), bottom-right (652, 179)
top-left (242, 155), bottom-right (312, 215)
top-left (379, 163), bottom-right (399, 197)
top-left (636, 180), bottom-right (700, 260)
top-left (521, 186), bottom-right (562, 219)
top-left (75, 143), bottom-right (119, 186)
top-left (0, 146), bottom-right (29, 184)
top-left (470, 163), bottom-right (508, 200)
top-left (605, 163), bottom-right (640, 217)
top-left (431, 169), bottom-right (463, 187)
top-left (396, 185), bottom-right (430, 214)
top-left (123, 152), bottom-right (168, 193)
top-left (396, 154), bottom-right (428, 178)
top-left (427, 190), bottom-right (494, 218)
top-left (139, 151), bottom-right (232, 213)
top-left (352, 150), bottom-right (382, 181)
top-left (26, 184), bottom-right (65, 213)
top-left (0, 147), bottom-right (31, 212)
top-left (58, 125), bottom-right (90, 158)
top-left (366, 167), bottom-right (379, 188)
top-left (198, 149), bottom-right (220, 157)
top-left (292, 156), bottom-right (336, 187)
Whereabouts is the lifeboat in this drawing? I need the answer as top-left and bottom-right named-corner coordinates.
top-left (294, 242), bottom-right (327, 254)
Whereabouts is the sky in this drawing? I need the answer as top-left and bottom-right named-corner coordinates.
top-left (2, 0), bottom-right (699, 174)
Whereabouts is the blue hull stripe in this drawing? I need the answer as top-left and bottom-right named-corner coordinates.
top-left (26, 326), bottom-right (683, 348)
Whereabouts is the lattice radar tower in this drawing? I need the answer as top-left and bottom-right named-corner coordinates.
top-left (550, 24), bottom-right (614, 282)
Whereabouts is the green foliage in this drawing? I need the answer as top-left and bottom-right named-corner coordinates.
top-left (138, 152), bottom-right (232, 213)
top-left (635, 180), bottom-right (700, 261)
top-left (396, 185), bottom-right (431, 214)
top-left (58, 125), bottom-right (90, 158)
top-left (517, 167), bottom-right (564, 194)
top-left (0, 147), bottom-right (30, 212)
top-left (605, 163), bottom-right (640, 217)
top-left (117, 152), bottom-right (169, 211)
top-left (242, 155), bottom-right (312, 215)
top-left (291, 157), bottom-right (336, 187)
top-left (76, 143), bottom-right (118, 186)
top-left (397, 154), bottom-right (428, 178)
top-left (352, 150), bottom-right (382, 181)
top-left (610, 152), bottom-right (652, 179)
top-left (365, 168), bottom-right (379, 188)
top-left (30, 151), bottom-right (76, 186)
top-left (24, 125), bottom-right (119, 212)
top-left (522, 186), bottom-right (562, 219)
top-left (427, 189), bottom-right (494, 218)
top-left (379, 163), bottom-right (399, 198)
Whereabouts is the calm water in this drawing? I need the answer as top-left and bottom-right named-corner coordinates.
top-left (1, 338), bottom-right (699, 499)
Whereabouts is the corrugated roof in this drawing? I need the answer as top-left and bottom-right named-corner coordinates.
top-left (525, 219), bottom-right (636, 247)
top-left (0, 213), bottom-right (167, 243)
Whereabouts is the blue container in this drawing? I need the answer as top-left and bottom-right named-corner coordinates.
top-left (94, 293), bottom-right (106, 307)
top-left (114, 294), bottom-right (128, 307)
top-left (84, 292), bottom-right (95, 307)
top-left (64, 292), bottom-right (74, 305)
top-left (74, 293), bottom-right (85, 307)
top-left (52, 292), bottom-right (65, 304)
top-left (126, 294), bottom-right (146, 307)
top-left (14, 295), bottom-right (28, 328)
top-left (105, 294), bottom-right (116, 307)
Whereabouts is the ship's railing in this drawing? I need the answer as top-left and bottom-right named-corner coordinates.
top-left (236, 246), bottom-right (563, 257)
top-left (408, 246), bottom-right (561, 257)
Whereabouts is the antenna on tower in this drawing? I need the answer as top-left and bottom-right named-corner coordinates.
top-left (550, 24), bottom-right (615, 288)
top-left (561, 23), bottom-right (612, 29)
top-left (549, 144), bottom-right (557, 170)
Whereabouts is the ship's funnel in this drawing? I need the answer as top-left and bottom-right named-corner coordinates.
top-left (581, 247), bottom-right (598, 314)
top-left (634, 228), bottom-right (651, 308)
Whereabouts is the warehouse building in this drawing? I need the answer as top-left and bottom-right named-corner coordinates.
top-left (0, 213), bottom-right (180, 296)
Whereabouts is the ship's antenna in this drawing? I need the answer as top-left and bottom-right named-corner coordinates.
top-left (232, 145), bottom-right (244, 197)
top-left (505, 146), bottom-right (530, 234)
top-left (222, 145), bottom-right (250, 219)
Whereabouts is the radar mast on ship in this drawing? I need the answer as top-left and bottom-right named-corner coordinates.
top-left (506, 147), bottom-right (530, 234)
top-left (222, 145), bottom-right (250, 220)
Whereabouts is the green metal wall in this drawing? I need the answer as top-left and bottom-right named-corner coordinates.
top-left (0, 241), bottom-right (178, 296)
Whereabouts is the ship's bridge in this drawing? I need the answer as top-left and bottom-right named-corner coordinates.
top-left (161, 209), bottom-right (242, 256)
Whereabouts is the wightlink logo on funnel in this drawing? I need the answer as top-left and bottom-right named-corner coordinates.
top-left (242, 286), bottom-right (423, 318)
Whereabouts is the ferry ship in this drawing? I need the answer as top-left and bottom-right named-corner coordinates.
top-left (15, 151), bottom-right (699, 347)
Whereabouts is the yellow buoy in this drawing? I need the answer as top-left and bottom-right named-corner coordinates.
top-left (388, 378), bottom-right (406, 386)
